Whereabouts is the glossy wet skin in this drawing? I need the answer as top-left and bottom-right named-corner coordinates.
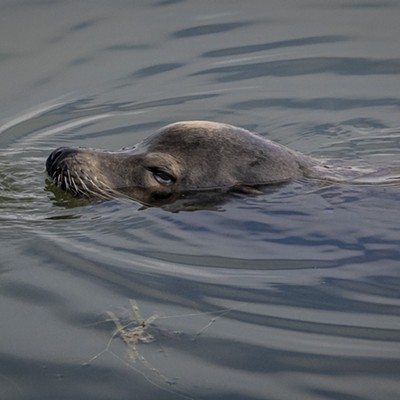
top-left (46, 121), bottom-right (317, 206)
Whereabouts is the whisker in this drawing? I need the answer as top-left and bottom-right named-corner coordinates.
top-left (64, 176), bottom-right (70, 191)
top-left (71, 177), bottom-right (80, 194)
top-left (78, 176), bottom-right (90, 192)
top-left (48, 161), bottom-right (122, 201)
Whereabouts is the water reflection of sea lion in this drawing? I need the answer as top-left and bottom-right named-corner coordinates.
top-left (46, 121), bottom-right (321, 206)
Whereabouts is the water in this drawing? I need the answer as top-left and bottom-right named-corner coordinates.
top-left (1, 1), bottom-right (400, 399)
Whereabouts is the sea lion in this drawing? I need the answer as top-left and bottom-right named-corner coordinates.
top-left (46, 121), bottom-right (321, 206)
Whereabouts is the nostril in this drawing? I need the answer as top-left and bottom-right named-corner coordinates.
top-left (46, 147), bottom-right (78, 175)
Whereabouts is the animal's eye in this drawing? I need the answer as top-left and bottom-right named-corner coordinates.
top-left (148, 168), bottom-right (175, 185)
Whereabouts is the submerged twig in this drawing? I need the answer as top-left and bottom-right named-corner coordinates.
top-left (83, 301), bottom-right (193, 400)
top-left (83, 300), bottom-right (246, 400)
top-left (107, 300), bottom-right (158, 362)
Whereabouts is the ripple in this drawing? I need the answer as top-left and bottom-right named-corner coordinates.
top-left (172, 22), bottom-right (250, 38)
top-left (193, 57), bottom-right (400, 82)
top-left (132, 63), bottom-right (184, 78)
top-left (202, 35), bottom-right (348, 58)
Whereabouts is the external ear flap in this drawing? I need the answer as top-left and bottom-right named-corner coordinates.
top-left (231, 185), bottom-right (263, 195)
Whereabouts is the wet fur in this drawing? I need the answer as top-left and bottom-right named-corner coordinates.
top-left (46, 121), bottom-right (319, 206)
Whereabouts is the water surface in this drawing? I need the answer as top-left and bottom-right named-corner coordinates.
top-left (1, 1), bottom-right (400, 399)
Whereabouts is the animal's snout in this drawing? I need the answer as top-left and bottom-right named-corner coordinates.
top-left (46, 147), bottom-right (78, 176)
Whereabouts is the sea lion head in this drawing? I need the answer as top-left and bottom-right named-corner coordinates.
top-left (46, 121), bottom-right (314, 206)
